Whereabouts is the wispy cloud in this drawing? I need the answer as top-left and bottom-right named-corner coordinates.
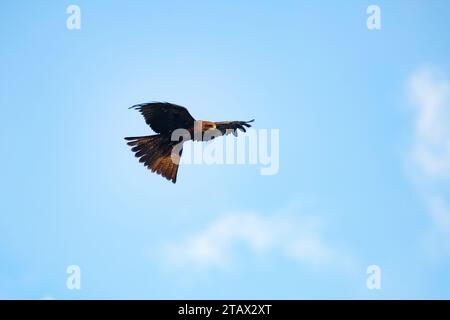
top-left (160, 204), bottom-right (357, 272)
top-left (407, 66), bottom-right (450, 257)
top-left (409, 66), bottom-right (450, 178)
top-left (428, 196), bottom-right (450, 233)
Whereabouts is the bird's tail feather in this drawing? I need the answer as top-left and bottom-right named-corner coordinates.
top-left (124, 134), bottom-right (182, 183)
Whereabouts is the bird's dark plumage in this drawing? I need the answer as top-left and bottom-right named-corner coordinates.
top-left (125, 102), bottom-right (254, 183)
top-left (130, 102), bottom-right (195, 134)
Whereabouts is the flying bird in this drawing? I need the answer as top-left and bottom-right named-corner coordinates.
top-left (125, 102), bottom-right (254, 183)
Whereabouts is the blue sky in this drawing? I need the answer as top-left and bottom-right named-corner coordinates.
top-left (1, 0), bottom-right (450, 299)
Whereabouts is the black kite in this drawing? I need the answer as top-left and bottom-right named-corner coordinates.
top-left (125, 102), bottom-right (254, 183)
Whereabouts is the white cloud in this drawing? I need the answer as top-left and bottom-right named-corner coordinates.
top-left (409, 66), bottom-right (450, 178)
top-left (407, 66), bottom-right (450, 256)
top-left (428, 196), bottom-right (450, 232)
top-left (161, 207), bottom-right (356, 272)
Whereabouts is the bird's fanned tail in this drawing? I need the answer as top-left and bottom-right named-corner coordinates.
top-left (124, 135), bottom-right (182, 183)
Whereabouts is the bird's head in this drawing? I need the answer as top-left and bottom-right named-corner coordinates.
top-left (196, 120), bottom-right (216, 132)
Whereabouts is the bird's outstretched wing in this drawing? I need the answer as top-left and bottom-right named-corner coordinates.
top-left (215, 119), bottom-right (255, 136)
top-left (130, 102), bottom-right (196, 134)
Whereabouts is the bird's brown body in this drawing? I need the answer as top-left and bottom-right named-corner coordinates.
top-left (125, 102), bottom-right (254, 183)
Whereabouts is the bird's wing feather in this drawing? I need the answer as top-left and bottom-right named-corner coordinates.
top-left (130, 102), bottom-right (196, 134)
top-left (215, 119), bottom-right (255, 136)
